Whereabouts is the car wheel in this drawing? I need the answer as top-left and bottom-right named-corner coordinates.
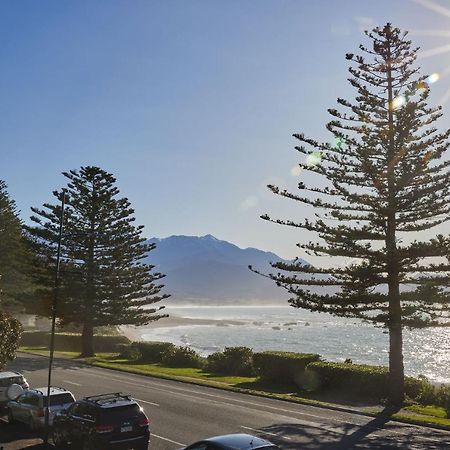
top-left (134, 444), bottom-right (149, 450)
top-left (52, 427), bottom-right (67, 448)
top-left (7, 409), bottom-right (14, 424)
top-left (82, 438), bottom-right (95, 450)
top-left (27, 416), bottom-right (36, 431)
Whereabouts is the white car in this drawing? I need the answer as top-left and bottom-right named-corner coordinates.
top-left (0, 371), bottom-right (29, 404)
top-left (7, 386), bottom-right (75, 430)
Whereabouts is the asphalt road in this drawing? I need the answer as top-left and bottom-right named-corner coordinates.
top-left (4, 353), bottom-right (450, 449)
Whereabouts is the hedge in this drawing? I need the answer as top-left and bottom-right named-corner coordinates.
top-left (20, 332), bottom-right (129, 353)
top-left (161, 346), bottom-right (204, 368)
top-left (305, 361), bottom-right (389, 398)
top-left (253, 351), bottom-right (321, 385)
top-left (134, 341), bottom-right (175, 363)
top-left (206, 347), bottom-right (255, 376)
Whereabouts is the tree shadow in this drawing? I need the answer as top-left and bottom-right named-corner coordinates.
top-left (256, 407), bottom-right (450, 449)
top-left (6, 353), bottom-right (88, 374)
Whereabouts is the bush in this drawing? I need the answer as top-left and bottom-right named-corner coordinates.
top-left (0, 312), bottom-right (22, 369)
top-left (161, 346), bottom-right (204, 368)
top-left (253, 351), bottom-right (321, 386)
top-left (306, 361), bottom-right (389, 399)
top-left (116, 343), bottom-right (141, 360)
top-left (135, 341), bottom-right (176, 363)
top-left (206, 347), bottom-right (255, 376)
top-left (19, 331), bottom-right (129, 353)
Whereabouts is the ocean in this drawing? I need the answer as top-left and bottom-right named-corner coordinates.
top-left (138, 305), bottom-right (450, 384)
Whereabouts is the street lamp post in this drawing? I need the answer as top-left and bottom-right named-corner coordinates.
top-left (43, 189), bottom-right (66, 445)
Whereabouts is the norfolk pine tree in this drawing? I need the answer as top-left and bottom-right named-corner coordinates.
top-left (259, 24), bottom-right (450, 405)
top-left (28, 166), bottom-right (169, 357)
top-left (0, 180), bottom-right (33, 312)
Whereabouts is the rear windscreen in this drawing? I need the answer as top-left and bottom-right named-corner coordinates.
top-left (98, 404), bottom-right (141, 423)
top-left (44, 393), bottom-right (75, 406)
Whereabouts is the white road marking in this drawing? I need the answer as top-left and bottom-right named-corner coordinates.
top-left (63, 380), bottom-right (81, 386)
top-left (152, 433), bottom-right (185, 446)
top-left (133, 397), bottom-right (160, 407)
top-left (241, 425), bottom-right (292, 440)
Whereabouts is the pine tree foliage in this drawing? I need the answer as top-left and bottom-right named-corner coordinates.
top-left (0, 180), bottom-right (33, 311)
top-left (28, 167), bottom-right (169, 356)
top-left (258, 24), bottom-right (450, 405)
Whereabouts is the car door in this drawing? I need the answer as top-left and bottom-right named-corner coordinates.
top-left (63, 403), bottom-right (84, 442)
top-left (12, 392), bottom-right (32, 423)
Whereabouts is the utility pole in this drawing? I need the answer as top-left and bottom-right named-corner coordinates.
top-left (43, 189), bottom-right (66, 445)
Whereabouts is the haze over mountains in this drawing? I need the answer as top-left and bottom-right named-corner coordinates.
top-left (146, 235), bottom-right (307, 305)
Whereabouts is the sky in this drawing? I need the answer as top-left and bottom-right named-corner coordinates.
top-left (3, 0), bottom-right (450, 261)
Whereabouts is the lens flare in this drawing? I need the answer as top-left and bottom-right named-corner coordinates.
top-left (427, 73), bottom-right (440, 84)
top-left (391, 96), bottom-right (406, 110)
top-left (290, 165), bottom-right (303, 176)
top-left (306, 152), bottom-right (322, 167)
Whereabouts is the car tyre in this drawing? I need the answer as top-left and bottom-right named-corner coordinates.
top-left (7, 409), bottom-right (14, 424)
top-left (82, 438), bottom-right (96, 450)
top-left (27, 416), bottom-right (36, 432)
top-left (52, 427), bottom-right (68, 448)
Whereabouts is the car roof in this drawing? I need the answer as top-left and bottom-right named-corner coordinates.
top-left (31, 387), bottom-right (71, 396)
top-left (204, 434), bottom-right (276, 449)
top-left (82, 393), bottom-right (138, 408)
top-left (0, 371), bottom-right (23, 379)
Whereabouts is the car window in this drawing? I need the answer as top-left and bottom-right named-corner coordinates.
top-left (68, 403), bottom-right (83, 417)
top-left (19, 393), bottom-right (36, 405)
top-left (43, 393), bottom-right (75, 407)
top-left (97, 404), bottom-right (140, 424)
top-left (186, 444), bottom-right (210, 450)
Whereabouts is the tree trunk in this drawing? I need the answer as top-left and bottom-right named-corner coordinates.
top-left (385, 25), bottom-right (405, 406)
top-left (81, 320), bottom-right (94, 357)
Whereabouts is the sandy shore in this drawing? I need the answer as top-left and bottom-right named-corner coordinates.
top-left (120, 315), bottom-right (244, 342)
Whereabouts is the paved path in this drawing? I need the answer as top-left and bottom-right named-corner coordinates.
top-left (3, 353), bottom-right (450, 449)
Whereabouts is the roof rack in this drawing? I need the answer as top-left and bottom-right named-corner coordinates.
top-left (84, 393), bottom-right (132, 404)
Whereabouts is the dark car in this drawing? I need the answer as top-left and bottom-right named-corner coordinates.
top-left (180, 433), bottom-right (279, 450)
top-left (52, 392), bottom-right (150, 450)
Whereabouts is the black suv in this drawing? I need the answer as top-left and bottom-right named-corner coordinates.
top-left (52, 393), bottom-right (150, 450)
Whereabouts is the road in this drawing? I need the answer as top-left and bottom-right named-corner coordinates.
top-left (3, 353), bottom-right (450, 449)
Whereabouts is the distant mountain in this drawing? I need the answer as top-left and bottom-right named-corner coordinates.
top-left (145, 234), bottom-right (308, 305)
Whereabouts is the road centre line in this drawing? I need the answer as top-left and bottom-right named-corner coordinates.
top-left (241, 425), bottom-right (292, 440)
top-left (152, 433), bottom-right (185, 446)
top-left (66, 366), bottom-right (449, 443)
top-left (62, 380), bottom-right (81, 386)
top-left (132, 397), bottom-right (160, 407)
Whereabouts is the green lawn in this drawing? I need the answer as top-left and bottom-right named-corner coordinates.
top-left (18, 347), bottom-right (450, 430)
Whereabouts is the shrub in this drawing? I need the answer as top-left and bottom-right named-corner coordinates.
top-left (161, 346), bottom-right (204, 368)
top-left (116, 343), bottom-right (141, 360)
top-left (206, 347), bottom-right (255, 376)
top-left (306, 361), bottom-right (389, 399)
top-left (0, 312), bottom-right (22, 369)
top-left (253, 351), bottom-right (321, 386)
top-left (135, 341), bottom-right (176, 363)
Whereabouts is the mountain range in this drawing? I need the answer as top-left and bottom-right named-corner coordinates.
top-left (145, 234), bottom-right (307, 305)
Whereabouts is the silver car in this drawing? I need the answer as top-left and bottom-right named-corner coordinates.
top-left (7, 386), bottom-right (75, 430)
top-left (0, 371), bottom-right (29, 404)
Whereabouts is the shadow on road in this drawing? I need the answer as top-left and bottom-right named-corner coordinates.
top-left (6, 354), bottom-right (87, 374)
top-left (259, 407), bottom-right (449, 449)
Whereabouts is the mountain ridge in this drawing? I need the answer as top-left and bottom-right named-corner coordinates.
top-left (145, 234), bottom-right (306, 305)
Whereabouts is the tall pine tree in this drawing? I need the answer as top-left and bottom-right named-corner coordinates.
top-left (259, 24), bottom-right (450, 405)
top-left (28, 167), bottom-right (169, 356)
top-left (0, 180), bottom-right (33, 312)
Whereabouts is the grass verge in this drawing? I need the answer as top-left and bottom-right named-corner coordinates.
top-left (18, 347), bottom-right (450, 431)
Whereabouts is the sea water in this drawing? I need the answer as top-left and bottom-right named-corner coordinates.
top-left (140, 305), bottom-right (450, 384)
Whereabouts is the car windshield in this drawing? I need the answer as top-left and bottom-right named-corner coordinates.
top-left (97, 404), bottom-right (141, 423)
top-left (43, 393), bottom-right (75, 406)
top-left (0, 376), bottom-right (24, 387)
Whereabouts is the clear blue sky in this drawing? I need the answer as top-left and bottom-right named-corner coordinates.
top-left (2, 0), bottom-right (450, 260)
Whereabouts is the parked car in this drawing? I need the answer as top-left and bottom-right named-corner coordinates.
top-left (180, 434), bottom-right (280, 450)
top-left (7, 386), bottom-right (75, 430)
top-left (0, 371), bottom-right (29, 404)
top-left (52, 392), bottom-right (150, 450)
